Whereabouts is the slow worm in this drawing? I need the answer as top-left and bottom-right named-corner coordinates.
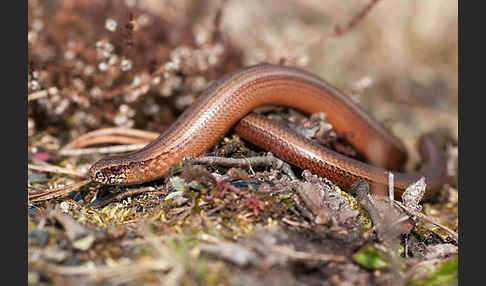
top-left (89, 64), bottom-right (446, 198)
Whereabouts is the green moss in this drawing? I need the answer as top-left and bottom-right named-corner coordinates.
top-left (409, 256), bottom-right (458, 286)
top-left (352, 244), bottom-right (390, 269)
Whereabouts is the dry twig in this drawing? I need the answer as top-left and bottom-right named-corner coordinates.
top-left (29, 179), bottom-right (91, 202)
top-left (62, 127), bottom-right (159, 150)
top-left (28, 163), bottom-right (86, 178)
top-left (266, 244), bottom-right (348, 263)
top-left (393, 200), bottom-right (458, 240)
top-left (28, 89), bottom-right (49, 101)
top-left (184, 153), bottom-right (297, 179)
top-left (43, 260), bottom-right (171, 285)
top-left (90, 187), bottom-right (156, 208)
top-left (58, 144), bottom-right (147, 156)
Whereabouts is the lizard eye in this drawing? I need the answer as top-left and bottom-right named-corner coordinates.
top-left (92, 170), bottom-right (107, 184)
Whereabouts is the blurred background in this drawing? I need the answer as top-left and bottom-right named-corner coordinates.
top-left (28, 0), bottom-right (458, 153)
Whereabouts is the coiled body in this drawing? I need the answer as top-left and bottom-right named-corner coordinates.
top-left (89, 64), bottom-right (446, 198)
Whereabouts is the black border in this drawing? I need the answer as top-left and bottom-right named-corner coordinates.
top-left (457, 0), bottom-right (464, 284)
top-left (458, 0), bottom-right (478, 284)
top-left (14, 0), bottom-right (28, 284)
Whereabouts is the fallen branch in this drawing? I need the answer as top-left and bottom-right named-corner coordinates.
top-left (184, 153), bottom-right (296, 179)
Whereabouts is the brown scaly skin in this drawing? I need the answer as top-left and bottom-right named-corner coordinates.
top-left (89, 64), bottom-right (446, 198)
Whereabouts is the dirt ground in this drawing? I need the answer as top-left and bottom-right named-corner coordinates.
top-left (28, 1), bottom-right (458, 285)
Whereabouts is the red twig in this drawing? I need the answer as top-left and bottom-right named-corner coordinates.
top-left (212, 0), bottom-right (228, 42)
top-left (333, 0), bottom-right (381, 36)
top-left (219, 181), bottom-right (264, 216)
